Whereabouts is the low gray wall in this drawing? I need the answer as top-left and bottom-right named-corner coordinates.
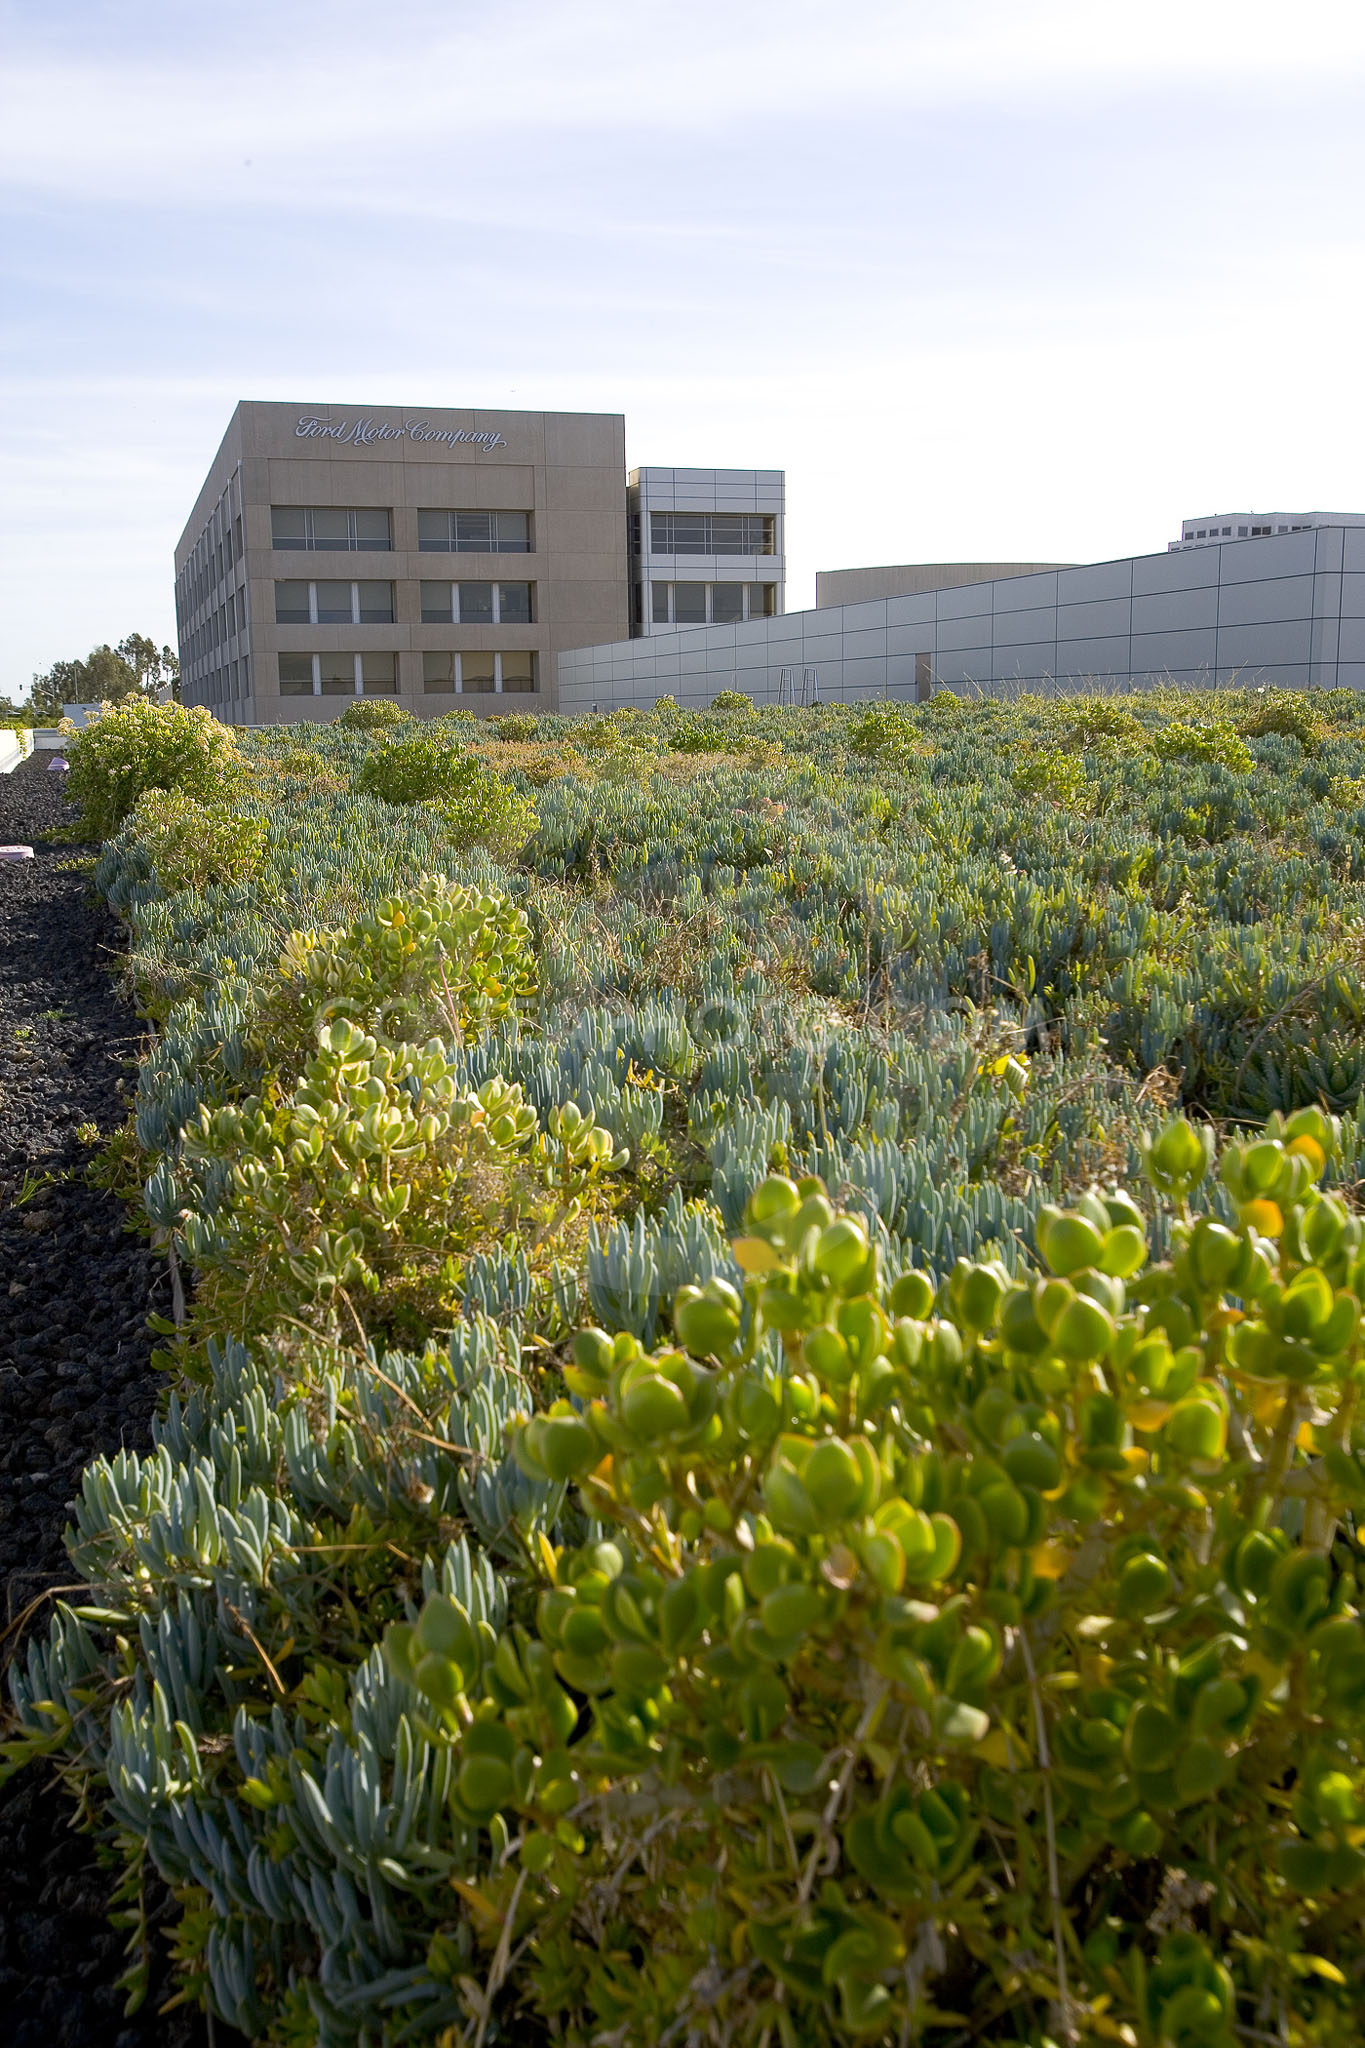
top-left (559, 527), bottom-right (1365, 713)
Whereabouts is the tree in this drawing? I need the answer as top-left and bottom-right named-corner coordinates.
top-left (27, 634), bottom-right (180, 720)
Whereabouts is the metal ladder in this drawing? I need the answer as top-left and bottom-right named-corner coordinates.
top-left (776, 666), bottom-right (820, 708)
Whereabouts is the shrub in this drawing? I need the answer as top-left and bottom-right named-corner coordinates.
top-left (394, 1108), bottom-right (1365, 2046)
top-left (1154, 719), bottom-right (1254, 772)
top-left (846, 703), bottom-right (914, 756)
top-left (710, 689), bottom-right (755, 714)
top-left (129, 788), bottom-right (267, 892)
top-left (354, 733), bottom-right (537, 857)
top-left (1239, 690), bottom-right (1324, 753)
top-left (1011, 747), bottom-right (1089, 807)
top-left (490, 713), bottom-right (540, 742)
top-left (1057, 698), bottom-right (1147, 751)
top-left (62, 698), bottom-right (240, 839)
top-left (335, 699), bottom-right (414, 732)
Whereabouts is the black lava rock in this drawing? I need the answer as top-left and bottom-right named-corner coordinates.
top-left (0, 755), bottom-right (236, 2044)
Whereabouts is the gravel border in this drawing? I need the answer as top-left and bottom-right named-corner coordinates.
top-left (0, 754), bottom-right (227, 2045)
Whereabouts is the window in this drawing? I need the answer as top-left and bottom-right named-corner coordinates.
top-left (1197, 529), bottom-right (1206, 538)
top-left (650, 512), bottom-right (775, 556)
top-left (276, 579), bottom-right (394, 625)
top-left (1238, 525), bottom-right (1249, 537)
top-left (497, 581), bottom-right (532, 624)
top-left (1251, 524), bottom-right (1271, 536)
top-left (360, 653), bottom-right (397, 695)
top-left (650, 582), bottom-right (777, 626)
top-left (422, 580), bottom-right (534, 623)
top-left (421, 651), bottom-right (535, 695)
top-left (279, 653), bottom-right (315, 696)
top-left (501, 652), bottom-right (536, 694)
top-left (271, 506), bottom-right (392, 551)
top-left (315, 579), bottom-right (353, 623)
top-left (459, 580), bottom-right (495, 624)
top-left (417, 509), bottom-right (532, 553)
top-left (915, 653), bottom-right (932, 701)
top-left (1222, 526), bottom-right (1231, 536)
top-left (319, 652), bottom-right (356, 696)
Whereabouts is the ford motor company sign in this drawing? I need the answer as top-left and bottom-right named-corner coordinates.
top-left (294, 416), bottom-right (508, 451)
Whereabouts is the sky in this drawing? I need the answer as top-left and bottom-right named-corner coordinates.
top-left (2, 0), bottom-right (1364, 699)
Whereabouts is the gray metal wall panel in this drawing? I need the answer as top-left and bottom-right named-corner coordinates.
top-left (934, 583), bottom-right (995, 620)
top-left (1055, 636), bottom-right (1131, 677)
top-left (1057, 561), bottom-right (1133, 603)
top-left (1057, 596), bottom-right (1132, 638)
top-left (1129, 628), bottom-right (1219, 670)
top-left (1341, 574), bottom-right (1365, 617)
top-left (885, 594), bottom-right (938, 629)
top-left (992, 571), bottom-right (1061, 612)
top-left (1216, 574), bottom-right (1315, 627)
top-left (1132, 551), bottom-right (1220, 596)
top-left (1216, 620), bottom-right (1313, 667)
top-left (938, 612), bottom-right (995, 652)
top-left (1132, 586), bottom-right (1219, 633)
top-left (1218, 533), bottom-right (1317, 583)
top-left (996, 606), bottom-right (1057, 646)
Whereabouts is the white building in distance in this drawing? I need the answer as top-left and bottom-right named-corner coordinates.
top-left (1172, 510), bottom-right (1365, 550)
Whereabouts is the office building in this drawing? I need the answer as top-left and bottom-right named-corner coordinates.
top-left (175, 403), bottom-right (785, 722)
top-left (558, 525), bottom-right (1365, 711)
top-left (629, 468), bottom-right (784, 635)
top-left (1172, 510), bottom-right (1365, 550)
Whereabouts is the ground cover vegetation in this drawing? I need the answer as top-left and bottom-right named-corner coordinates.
top-left (7, 687), bottom-right (1365, 2044)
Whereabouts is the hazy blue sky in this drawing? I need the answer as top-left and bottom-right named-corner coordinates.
top-left (2, 0), bottom-right (1363, 697)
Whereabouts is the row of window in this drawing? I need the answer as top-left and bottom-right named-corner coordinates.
top-left (180, 488), bottom-right (244, 620)
top-left (269, 506), bottom-right (535, 554)
top-left (638, 581), bottom-right (777, 627)
top-left (273, 579), bottom-right (536, 625)
top-left (185, 588), bottom-right (247, 671)
top-left (1182, 522), bottom-right (1311, 541)
top-left (278, 652), bottom-right (537, 697)
top-left (645, 512), bottom-right (776, 557)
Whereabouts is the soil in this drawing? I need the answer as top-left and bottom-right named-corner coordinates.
top-left (0, 753), bottom-right (229, 2045)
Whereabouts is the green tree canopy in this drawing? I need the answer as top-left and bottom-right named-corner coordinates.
top-left (28, 634), bottom-right (179, 721)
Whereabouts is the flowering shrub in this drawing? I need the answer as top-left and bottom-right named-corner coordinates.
top-left (62, 698), bottom-right (240, 838)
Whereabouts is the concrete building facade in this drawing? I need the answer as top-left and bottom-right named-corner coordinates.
top-left (559, 525), bottom-right (1365, 712)
top-left (176, 402), bottom-right (632, 722)
top-left (629, 468), bottom-right (784, 636)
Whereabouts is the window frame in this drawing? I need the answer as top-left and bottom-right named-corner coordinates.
top-left (420, 651), bottom-right (539, 696)
top-left (270, 506), bottom-right (394, 552)
top-left (417, 509), bottom-right (534, 554)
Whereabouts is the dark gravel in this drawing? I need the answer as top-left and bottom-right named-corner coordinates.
top-left (0, 754), bottom-right (226, 2045)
